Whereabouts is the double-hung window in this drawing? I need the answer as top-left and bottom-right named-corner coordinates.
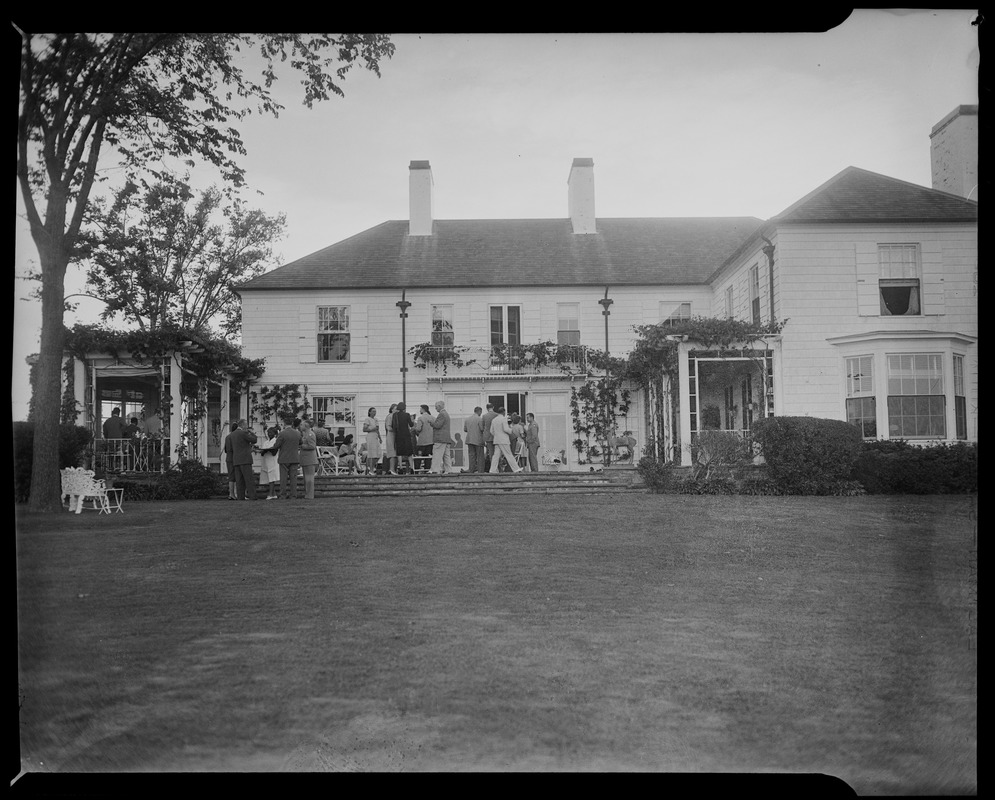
top-left (317, 306), bottom-right (350, 362)
top-left (886, 353), bottom-right (945, 437)
top-left (954, 355), bottom-right (967, 440)
top-left (431, 304), bottom-right (454, 347)
top-left (490, 306), bottom-right (521, 346)
top-left (725, 285), bottom-right (734, 319)
top-left (311, 395), bottom-right (357, 444)
top-left (845, 355), bottom-right (876, 438)
top-left (878, 244), bottom-right (921, 316)
top-left (557, 303), bottom-right (580, 345)
top-left (660, 301), bottom-right (692, 327)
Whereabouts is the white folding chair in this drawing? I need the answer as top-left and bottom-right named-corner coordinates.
top-left (316, 446), bottom-right (339, 476)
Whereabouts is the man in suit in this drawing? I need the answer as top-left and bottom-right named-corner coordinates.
top-left (464, 406), bottom-right (486, 473)
top-left (274, 418), bottom-right (303, 499)
top-left (429, 400), bottom-right (456, 474)
top-left (229, 419), bottom-right (258, 500)
top-left (525, 412), bottom-right (541, 473)
top-left (481, 403), bottom-right (498, 472)
top-left (488, 406), bottom-right (523, 474)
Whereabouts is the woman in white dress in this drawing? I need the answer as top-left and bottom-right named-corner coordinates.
top-left (361, 407), bottom-right (383, 475)
top-left (257, 424), bottom-right (281, 500)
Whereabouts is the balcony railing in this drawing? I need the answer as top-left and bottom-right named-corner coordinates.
top-left (411, 343), bottom-right (590, 377)
top-left (94, 437), bottom-right (170, 473)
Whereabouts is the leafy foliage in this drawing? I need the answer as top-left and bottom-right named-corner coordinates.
top-left (691, 430), bottom-right (751, 480)
top-left (752, 416), bottom-right (863, 493)
top-left (570, 377), bottom-right (631, 465)
top-left (851, 440), bottom-right (977, 494)
top-left (249, 384), bottom-right (311, 427)
top-left (79, 176), bottom-right (286, 338)
top-left (408, 343), bottom-right (478, 374)
top-left (636, 456), bottom-right (678, 494)
top-left (14, 422), bottom-right (94, 503)
top-left (18, 32), bottom-right (393, 511)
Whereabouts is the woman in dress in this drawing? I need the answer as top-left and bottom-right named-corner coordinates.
top-left (362, 407), bottom-right (383, 475)
top-left (384, 402), bottom-right (398, 474)
top-left (391, 402), bottom-right (415, 474)
top-left (258, 423), bottom-right (281, 500)
top-left (298, 420), bottom-right (319, 499)
top-left (337, 434), bottom-right (357, 470)
top-left (509, 413), bottom-right (526, 472)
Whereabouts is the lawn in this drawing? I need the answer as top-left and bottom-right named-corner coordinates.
top-left (15, 494), bottom-right (977, 791)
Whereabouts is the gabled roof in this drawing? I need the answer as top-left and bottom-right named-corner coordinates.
top-left (237, 217), bottom-right (764, 291)
top-left (772, 166), bottom-right (978, 224)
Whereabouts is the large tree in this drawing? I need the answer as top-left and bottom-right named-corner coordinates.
top-left (80, 176), bottom-right (286, 337)
top-left (17, 31), bottom-right (394, 512)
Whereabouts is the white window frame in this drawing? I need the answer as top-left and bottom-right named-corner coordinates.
top-left (490, 305), bottom-right (522, 346)
top-left (845, 355), bottom-right (877, 439)
top-left (317, 306), bottom-right (351, 363)
top-left (431, 304), bottom-right (454, 347)
top-left (311, 395), bottom-right (358, 444)
top-left (660, 300), bottom-right (692, 328)
top-left (724, 285), bottom-right (734, 319)
top-left (750, 265), bottom-right (761, 324)
top-left (886, 352), bottom-right (945, 438)
top-left (878, 244), bottom-right (922, 317)
top-left (557, 302), bottom-right (580, 345)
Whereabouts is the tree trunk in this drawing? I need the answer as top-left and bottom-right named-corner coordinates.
top-left (27, 244), bottom-right (69, 513)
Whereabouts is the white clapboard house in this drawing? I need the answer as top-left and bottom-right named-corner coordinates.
top-left (236, 106), bottom-right (978, 468)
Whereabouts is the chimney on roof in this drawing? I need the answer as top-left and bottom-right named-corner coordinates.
top-left (930, 105), bottom-right (978, 200)
top-left (568, 157), bottom-right (596, 234)
top-left (408, 160), bottom-right (434, 235)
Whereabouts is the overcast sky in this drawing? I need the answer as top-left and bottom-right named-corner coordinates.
top-left (12, 11), bottom-right (980, 421)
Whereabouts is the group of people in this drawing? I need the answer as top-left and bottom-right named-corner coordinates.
top-left (222, 400), bottom-right (543, 501)
top-left (101, 407), bottom-right (141, 440)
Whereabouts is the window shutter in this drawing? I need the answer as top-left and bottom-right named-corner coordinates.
top-left (855, 242), bottom-right (878, 316)
top-left (299, 308), bottom-right (316, 363)
top-left (350, 304), bottom-right (368, 363)
top-left (920, 242), bottom-right (945, 316)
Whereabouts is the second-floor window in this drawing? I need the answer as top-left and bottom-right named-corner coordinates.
top-left (431, 304), bottom-right (454, 347)
top-left (750, 265), bottom-right (761, 324)
top-left (660, 301), bottom-right (692, 327)
top-left (317, 306), bottom-right (350, 362)
top-left (490, 305), bottom-right (521, 346)
top-left (557, 303), bottom-right (580, 345)
top-left (879, 244), bottom-right (921, 316)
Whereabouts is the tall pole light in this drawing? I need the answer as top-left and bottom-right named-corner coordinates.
top-left (598, 286), bottom-right (614, 467)
top-left (396, 290), bottom-right (411, 406)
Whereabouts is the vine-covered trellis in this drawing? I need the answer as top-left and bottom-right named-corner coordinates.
top-left (249, 384), bottom-right (312, 427)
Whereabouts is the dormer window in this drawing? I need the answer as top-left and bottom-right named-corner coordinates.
top-left (879, 244), bottom-right (921, 316)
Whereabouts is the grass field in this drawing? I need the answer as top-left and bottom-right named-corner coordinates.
top-left (15, 494), bottom-right (977, 791)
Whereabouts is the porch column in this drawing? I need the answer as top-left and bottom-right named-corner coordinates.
top-left (678, 341), bottom-right (693, 467)
top-left (168, 358), bottom-right (183, 467)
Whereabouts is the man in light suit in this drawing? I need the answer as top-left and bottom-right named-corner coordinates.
top-left (481, 403), bottom-right (498, 472)
top-left (464, 406), bottom-right (486, 473)
top-left (488, 406), bottom-right (523, 474)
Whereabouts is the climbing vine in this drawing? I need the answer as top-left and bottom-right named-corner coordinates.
top-left (570, 376), bottom-right (631, 465)
top-left (408, 342), bottom-right (478, 374)
top-left (249, 384), bottom-right (312, 427)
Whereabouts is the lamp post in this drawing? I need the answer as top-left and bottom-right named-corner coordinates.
top-left (598, 286), bottom-right (614, 467)
top-left (396, 290), bottom-right (411, 406)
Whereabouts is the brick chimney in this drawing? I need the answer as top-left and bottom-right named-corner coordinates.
top-left (568, 157), bottom-right (596, 234)
top-left (930, 105), bottom-right (978, 200)
top-left (408, 160), bottom-right (434, 235)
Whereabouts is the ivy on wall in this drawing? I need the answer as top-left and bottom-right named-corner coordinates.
top-left (249, 384), bottom-right (312, 427)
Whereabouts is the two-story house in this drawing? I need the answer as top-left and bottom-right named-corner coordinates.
top-left (236, 106), bottom-right (978, 469)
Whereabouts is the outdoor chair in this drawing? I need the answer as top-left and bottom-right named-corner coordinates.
top-left (60, 467), bottom-right (124, 514)
top-left (317, 446), bottom-right (349, 476)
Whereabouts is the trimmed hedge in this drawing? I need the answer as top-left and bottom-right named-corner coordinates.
top-left (851, 440), bottom-right (977, 494)
top-left (752, 416), bottom-right (863, 494)
top-left (13, 421), bottom-right (93, 503)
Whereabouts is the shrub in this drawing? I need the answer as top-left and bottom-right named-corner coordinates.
top-left (752, 416), bottom-right (863, 493)
top-left (691, 430), bottom-right (750, 480)
top-left (851, 440), bottom-right (977, 494)
top-left (676, 476), bottom-right (736, 495)
top-left (13, 421), bottom-right (94, 503)
top-left (636, 456), bottom-right (678, 493)
top-left (160, 459), bottom-right (227, 500)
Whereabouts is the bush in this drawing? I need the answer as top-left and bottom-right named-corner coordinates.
top-left (676, 476), bottom-right (736, 495)
top-left (13, 421), bottom-right (94, 503)
top-left (851, 440), bottom-right (977, 494)
top-left (637, 456), bottom-right (678, 493)
top-left (160, 459), bottom-right (227, 500)
top-left (691, 430), bottom-right (750, 480)
top-left (752, 416), bottom-right (863, 494)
